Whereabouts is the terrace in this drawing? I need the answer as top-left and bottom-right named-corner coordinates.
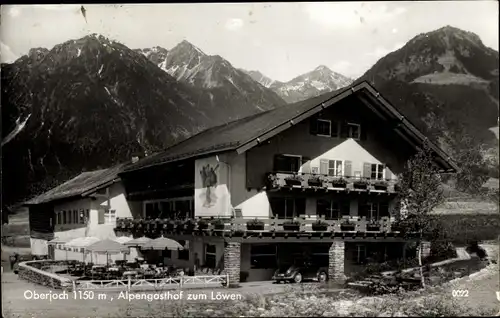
top-left (266, 172), bottom-right (399, 194)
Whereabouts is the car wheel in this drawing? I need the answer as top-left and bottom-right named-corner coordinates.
top-left (317, 271), bottom-right (328, 283)
top-left (293, 273), bottom-right (303, 283)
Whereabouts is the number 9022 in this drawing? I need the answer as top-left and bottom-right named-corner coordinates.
top-left (452, 290), bottom-right (469, 297)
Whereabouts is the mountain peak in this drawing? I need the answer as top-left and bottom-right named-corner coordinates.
top-left (314, 65), bottom-right (331, 72)
top-left (172, 40), bottom-right (206, 56)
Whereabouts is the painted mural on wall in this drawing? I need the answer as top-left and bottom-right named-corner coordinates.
top-left (195, 156), bottom-right (230, 217)
top-left (200, 164), bottom-right (219, 207)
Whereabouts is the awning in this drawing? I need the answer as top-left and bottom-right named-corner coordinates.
top-left (65, 237), bottom-right (101, 248)
top-left (124, 236), bottom-right (152, 247)
top-left (114, 236), bottom-right (133, 244)
top-left (48, 237), bottom-right (68, 245)
top-left (141, 236), bottom-right (184, 251)
top-left (86, 239), bottom-right (129, 254)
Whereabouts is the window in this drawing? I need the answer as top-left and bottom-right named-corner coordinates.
top-left (79, 209), bottom-right (85, 224)
top-left (178, 240), bottom-right (189, 260)
top-left (145, 198), bottom-right (194, 219)
top-left (274, 154), bottom-right (301, 173)
top-left (62, 211), bottom-right (67, 224)
top-left (104, 209), bottom-right (116, 224)
top-left (270, 197), bottom-right (306, 219)
top-left (73, 210), bottom-right (78, 224)
top-left (204, 244), bottom-right (217, 269)
top-left (371, 164), bottom-right (384, 180)
top-left (317, 200), bottom-right (350, 219)
top-left (355, 244), bottom-right (367, 264)
top-left (316, 119), bottom-right (332, 137)
top-left (57, 212), bottom-right (61, 225)
top-left (359, 202), bottom-right (390, 220)
top-left (250, 244), bottom-right (277, 269)
top-left (67, 210), bottom-right (72, 224)
top-left (348, 123), bottom-right (361, 139)
top-left (328, 160), bottom-right (343, 176)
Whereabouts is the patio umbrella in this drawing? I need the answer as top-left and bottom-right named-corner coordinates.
top-left (65, 237), bottom-right (101, 263)
top-left (48, 237), bottom-right (67, 245)
top-left (142, 236), bottom-right (184, 251)
top-left (86, 239), bottom-right (129, 265)
top-left (114, 236), bottom-right (133, 244)
top-left (124, 236), bottom-right (152, 248)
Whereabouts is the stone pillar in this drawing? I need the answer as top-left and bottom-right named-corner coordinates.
top-left (328, 240), bottom-right (345, 284)
top-left (421, 241), bottom-right (431, 259)
top-left (223, 242), bottom-right (241, 287)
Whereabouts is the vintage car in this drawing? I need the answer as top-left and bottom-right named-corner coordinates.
top-left (272, 259), bottom-right (328, 283)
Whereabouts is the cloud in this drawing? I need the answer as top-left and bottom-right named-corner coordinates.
top-left (331, 60), bottom-right (352, 74)
top-left (1, 42), bottom-right (19, 63)
top-left (225, 18), bottom-right (244, 31)
top-left (305, 3), bottom-right (407, 28)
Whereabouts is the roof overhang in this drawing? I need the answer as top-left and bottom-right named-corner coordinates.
top-left (24, 177), bottom-right (121, 206)
top-left (235, 81), bottom-right (459, 173)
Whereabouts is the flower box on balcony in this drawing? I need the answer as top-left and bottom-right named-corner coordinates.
top-left (312, 220), bottom-right (329, 231)
top-left (340, 219), bottom-right (356, 231)
top-left (174, 220), bottom-right (184, 232)
top-left (307, 175), bottom-right (323, 187)
top-left (197, 219), bottom-right (209, 230)
top-left (184, 219), bottom-right (196, 232)
top-left (284, 174), bottom-right (304, 186)
top-left (267, 173), bottom-right (279, 188)
top-left (331, 177), bottom-right (348, 188)
top-left (133, 219), bottom-right (143, 229)
top-left (212, 219), bottom-right (226, 230)
top-left (247, 218), bottom-right (265, 231)
top-left (366, 220), bottom-right (381, 231)
top-left (165, 220), bottom-right (175, 231)
top-left (390, 224), bottom-right (402, 232)
top-left (353, 179), bottom-right (369, 189)
top-left (124, 219), bottom-right (133, 229)
top-left (282, 220), bottom-right (301, 231)
top-left (373, 180), bottom-right (389, 190)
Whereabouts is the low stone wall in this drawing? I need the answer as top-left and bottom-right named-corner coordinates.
top-left (18, 260), bottom-right (73, 290)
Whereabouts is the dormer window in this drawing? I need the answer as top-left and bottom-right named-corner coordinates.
top-left (347, 123), bottom-right (361, 140)
top-left (310, 118), bottom-right (339, 137)
top-left (317, 119), bottom-right (332, 137)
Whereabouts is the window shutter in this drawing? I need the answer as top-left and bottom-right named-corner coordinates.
top-left (310, 118), bottom-right (318, 135)
top-left (331, 121), bottom-right (339, 137)
top-left (344, 160), bottom-right (352, 177)
top-left (319, 159), bottom-right (328, 175)
top-left (360, 125), bottom-right (367, 140)
top-left (363, 163), bottom-right (372, 179)
top-left (385, 167), bottom-right (392, 180)
top-left (98, 210), bottom-right (105, 224)
top-left (340, 122), bottom-right (349, 138)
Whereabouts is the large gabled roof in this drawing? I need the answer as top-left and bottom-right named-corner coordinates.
top-left (24, 163), bottom-right (126, 206)
top-left (123, 81), bottom-right (459, 174)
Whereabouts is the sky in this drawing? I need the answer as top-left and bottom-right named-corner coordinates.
top-left (1, 2), bottom-right (498, 81)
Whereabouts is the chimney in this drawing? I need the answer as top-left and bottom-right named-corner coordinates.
top-left (131, 156), bottom-right (140, 164)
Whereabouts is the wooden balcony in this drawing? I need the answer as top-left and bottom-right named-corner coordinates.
top-left (115, 216), bottom-right (411, 239)
top-left (266, 172), bottom-right (399, 194)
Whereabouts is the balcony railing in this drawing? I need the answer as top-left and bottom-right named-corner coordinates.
top-left (115, 216), bottom-right (406, 237)
top-left (266, 172), bottom-right (399, 193)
